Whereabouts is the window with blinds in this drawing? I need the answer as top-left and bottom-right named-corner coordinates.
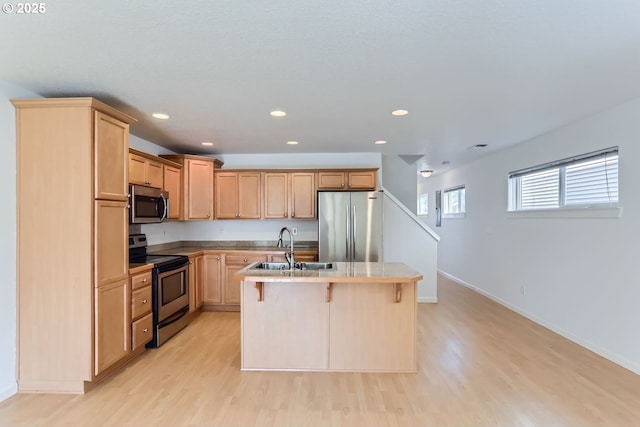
top-left (443, 186), bottom-right (466, 217)
top-left (508, 147), bottom-right (618, 211)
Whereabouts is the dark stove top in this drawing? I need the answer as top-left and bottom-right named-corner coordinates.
top-left (129, 234), bottom-right (189, 272)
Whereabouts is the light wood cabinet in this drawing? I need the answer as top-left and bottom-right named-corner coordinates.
top-left (215, 171), bottom-right (261, 219)
top-left (202, 253), bottom-right (223, 304)
top-left (160, 154), bottom-right (223, 220)
top-left (130, 267), bottom-right (153, 352)
top-left (95, 279), bottom-right (131, 376)
top-left (129, 152), bottom-right (163, 187)
top-left (263, 172), bottom-right (316, 219)
top-left (223, 254), bottom-right (267, 305)
top-left (317, 169), bottom-right (377, 190)
top-left (188, 254), bottom-right (205, 312)
top-left (268, 250), bottom-right (318, 263)
top-left (163, 165), bottom-right (182, 219)
top-left (13, 97), bottom-right (136, 393)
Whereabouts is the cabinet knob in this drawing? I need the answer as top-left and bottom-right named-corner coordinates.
top-left (217, 256), bottom-right (221, 260)
top-left (292, 213), bottom-right (295, 218)
top-left (143, 328), bottom-right (148, 333)
top-left (243, 258), bottom-right (248, 262)
top-left (189, 261), bottom-right (193, 264)
top-left (207, 213), bottom-right (211, 218)
top-left (142, 299), bottom-right (148, 304)
top-left (142, 278), bottom-right (147, 283)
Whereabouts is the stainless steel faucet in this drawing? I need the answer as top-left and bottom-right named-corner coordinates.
top-left (277, 226), bottom-right (295, 269)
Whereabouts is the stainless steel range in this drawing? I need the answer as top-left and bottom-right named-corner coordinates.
top-left (129, 234), bottom-right (190, 347)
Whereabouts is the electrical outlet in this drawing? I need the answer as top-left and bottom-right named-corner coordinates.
top-left (292, 227), bottom-right (298, 235)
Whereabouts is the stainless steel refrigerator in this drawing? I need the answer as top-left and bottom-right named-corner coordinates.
top-left (318, 191), bottom-right (383, 262)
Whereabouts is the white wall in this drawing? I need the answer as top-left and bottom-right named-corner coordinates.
top-left (421, 98), bottom-right (640, 374)
top-left (381, 155), bottom-right (418, 214)
top-left (0, 81), bottom-right (39, 402)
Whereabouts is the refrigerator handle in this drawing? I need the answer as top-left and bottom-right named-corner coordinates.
top-left (346, 205), bottom-right (350, 260)
top-left (352, 205), bottom-right (357, 261)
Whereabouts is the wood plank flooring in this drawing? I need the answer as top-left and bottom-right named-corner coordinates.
top-left (1, 274), bottom-right (640, 426)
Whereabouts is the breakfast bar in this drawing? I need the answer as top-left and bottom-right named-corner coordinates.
top-left (236, 262), bottom-right (422, 372)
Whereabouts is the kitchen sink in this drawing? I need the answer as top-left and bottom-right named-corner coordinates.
top-left (252, 262), bottom-right (335, 270)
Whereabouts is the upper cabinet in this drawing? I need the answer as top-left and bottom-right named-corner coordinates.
top-left (163, 164), bottom-right (182, 219)
top-left (95, 112), bottom-right (129, 201)
top-left (160, 154), bottom-right (224, 220)
top-left (264, 172), bottom-right (316, 219)
top-left (129, 151), bottom-right (163, 187)
top-left (317, 169), bottom-right (377, 190)
top-left (215, 171), bottom-right (262, 219)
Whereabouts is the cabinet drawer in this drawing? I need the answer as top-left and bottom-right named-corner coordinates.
top-left (131, 270), bottom-right (152, 290)
top-left (132, 285), bottom-right (152, 320)
top-left (225, 255), bottom-right (267, 265)
top-left (132, 312), bottom-right (153, 351)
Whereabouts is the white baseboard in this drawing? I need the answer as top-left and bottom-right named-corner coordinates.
top-left (418, 297), bottom-right (438, 303)
top-left (0, 381), bottom-right (17, 403)
top-left (439, 270), bottom-right (640, 376)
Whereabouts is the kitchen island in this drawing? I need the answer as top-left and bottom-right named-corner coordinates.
top-left (235, 262), bottom-right (422, 372)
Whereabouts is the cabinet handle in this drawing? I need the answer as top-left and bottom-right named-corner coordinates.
top-left (142, 278), bottom-right (147, 283)
top-left (143, 328), bottom-right (148, 333)
top-left (142, 299), bottom-right (148, 304)
top-left (292, 213), bottom-right (295, 218)
top-left (216, 256), bottom-right (221, 260)
top-left (243, 258), bottom-right (248, 262)
top-left (393, 283), bottom-right (403, 303)
top-left (189, 261), bottom-right (193, 265)
top-left (207, 213), bottom-right (211, 218)
top-left (326, 283), bottom-right (333, 303)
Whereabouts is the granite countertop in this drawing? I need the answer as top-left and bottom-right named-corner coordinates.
top-left (235, 262), bottom-right (423, 283)
top-left (147, 240), bottom-right (318, 257)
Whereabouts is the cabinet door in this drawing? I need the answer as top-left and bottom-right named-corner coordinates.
top-left (146, 160), bottom-right (164, 188)
top-left (215, 172), bottom-right (238, 219)
top-left (128, 153), bottom-right (147, 186)
top-left (291, 172), bottom-right (316, 219)
top-left (238, 172), bottom-right (262, 219)
top-left (95, 111), bottom-right (129, 201)
top-left (224, 255), bottom-right (267, 305)
top-left (263, 173), bottom-right (288, 219)
top-left (95, 279), bottom-right (130, 376)
top-left (348, 171), bottom-right (376, 190)
top-left (95, 200), bottom-right (128, 287)
top-left (187, 159), bottom-right (213, 219)
top-left (317, 171), bottom-right (346, 190)
top-left (329, 282), bottom-right (416, 371)
top-left (203, 254), bottom-right (222, 304)
top-left (195, 256), bottom-right (204, 308)
top-left (164, 165), bottom-right (181, 219)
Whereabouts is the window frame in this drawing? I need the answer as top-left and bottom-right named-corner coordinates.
top-left (417, 193), bottom-right (429, 216)
top-left (507, 147), bottom-right (621, 218)
top-left (442, 185), bottom-right (466, 219)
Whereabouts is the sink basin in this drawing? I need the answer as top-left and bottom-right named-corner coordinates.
top-left (252, 262), bottom-right (335, 271)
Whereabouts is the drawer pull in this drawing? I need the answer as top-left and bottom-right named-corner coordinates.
top-left (143, 328), bottom-right (148, 333)
top-left (142, 299), bottom-right (148, 304)
top-left (142, 278), bottom-right (147, 283)
top-left (243, 258), bottom-right (248, 262)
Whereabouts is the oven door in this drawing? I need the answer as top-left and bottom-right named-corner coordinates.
top-left (156, 264), bottom-right (189, 322)
top-left (130, 184), bottom-right (168, 224)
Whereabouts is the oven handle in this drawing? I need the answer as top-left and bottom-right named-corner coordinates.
top-left (157, 306), bottom-right (189, 327)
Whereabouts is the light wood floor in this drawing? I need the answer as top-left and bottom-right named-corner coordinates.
top-left (2, 275), bottom-right (640, 427)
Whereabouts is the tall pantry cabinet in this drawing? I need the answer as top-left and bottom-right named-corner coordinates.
top-left (13, 98), bottom-right (136, 393)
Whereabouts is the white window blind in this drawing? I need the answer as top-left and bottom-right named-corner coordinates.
top-left (443, 186), bottom-right (465, 215)
top-left (509, 147), bottom-right (618, 211)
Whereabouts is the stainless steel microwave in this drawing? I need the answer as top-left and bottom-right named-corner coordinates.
top-left (129, 184), bottom-right (169, 224)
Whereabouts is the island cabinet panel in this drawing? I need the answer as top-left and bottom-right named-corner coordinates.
top-left (329, 282), bottom-right (416, 371)
top-left (242, 282), bottom-right (330, 370)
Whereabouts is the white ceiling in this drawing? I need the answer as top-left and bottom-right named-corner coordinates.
top-left (2, 1), bottom-right (640, 173)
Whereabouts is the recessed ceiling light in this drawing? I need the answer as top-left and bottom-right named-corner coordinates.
top-left (201, 142), bottom-right (214, 146)
top-left (374, 140), bottom-right (387, 145)
top-left (286, 140), bottom-right (299, 145)
top-left (391, 110), bottom-right (408, 116)
top-left (270, 110), bottom-right (287, 117)
top-left (152, 112), bottom-right (170, 120)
